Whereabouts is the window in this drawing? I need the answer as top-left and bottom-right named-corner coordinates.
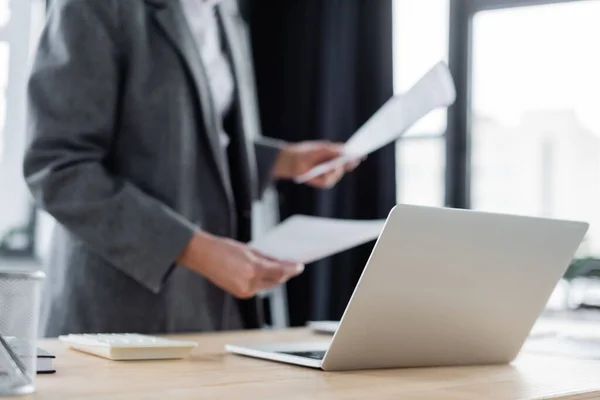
top-left (0, 0), bottom-right (45, 257)
top-left (0, 0), bottom-right (11, 159)
top-left (393, 0), bottom-right (449, 137)
top-left (396, 138), bottom-right (446, 207)
top-left (469, 0), bottom-right (600, 261)
top-left (444, 0), bottom-right (600, 311)
top-left (0, 41), bottom-right (8, 149)
top-left (393, 0), bottom-right (450, 206)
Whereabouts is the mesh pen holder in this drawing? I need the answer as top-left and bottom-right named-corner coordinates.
top-left (0, 269), bottom-right (44, 396)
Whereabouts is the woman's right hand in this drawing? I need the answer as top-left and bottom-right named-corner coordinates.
top-left (177, 232), bottom-right (304, 299)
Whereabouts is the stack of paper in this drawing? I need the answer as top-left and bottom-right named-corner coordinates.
top-left (295, 61), bottom-right (456, 183)
top-left (249, 215), bottom-right (386, 264)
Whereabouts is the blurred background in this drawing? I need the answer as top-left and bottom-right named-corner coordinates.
top-left (1, 0), bottom-right (599, 326)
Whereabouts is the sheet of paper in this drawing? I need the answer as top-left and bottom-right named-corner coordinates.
top-left (249, 215), bottom-right (386, 264)
top-left (295, 61), bottom-right (456, 183)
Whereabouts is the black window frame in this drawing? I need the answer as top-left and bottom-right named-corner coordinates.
top-left (445, 0), bottom-right (592, 210)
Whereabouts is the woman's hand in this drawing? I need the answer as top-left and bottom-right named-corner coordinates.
top-left (273, 141), bottom-right (361, 188)
top-left (178, 232), bottom-right (304, 299)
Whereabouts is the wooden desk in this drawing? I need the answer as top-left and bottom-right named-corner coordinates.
top-left (19, 329), bottom-right (600, 399)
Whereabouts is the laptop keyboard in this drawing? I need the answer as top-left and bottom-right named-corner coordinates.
top-left (280, 350), bottom-right (327, 360)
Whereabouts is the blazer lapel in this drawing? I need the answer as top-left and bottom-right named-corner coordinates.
top-left (216, 1), bottom-right (260, 200)
top-left (145, 0), bottom-right (234, 204)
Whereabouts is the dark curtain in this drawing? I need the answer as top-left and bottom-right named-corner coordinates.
top-left (247, 1), bottom-right (396, 325)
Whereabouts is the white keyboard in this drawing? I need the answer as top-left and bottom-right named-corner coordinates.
top-left (58, 333), bottom-right (198, 361)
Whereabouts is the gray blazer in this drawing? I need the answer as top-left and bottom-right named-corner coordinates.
top-left (24, 0), bottom-right (284, 336)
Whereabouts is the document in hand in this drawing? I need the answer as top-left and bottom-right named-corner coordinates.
top-left (249, 215), bottom-right (386, 264)
top-left (295, 60), bottom-right (456, 183)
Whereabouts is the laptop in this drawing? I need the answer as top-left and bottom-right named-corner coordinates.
top-left (226, 204), bottom-right (588, 371)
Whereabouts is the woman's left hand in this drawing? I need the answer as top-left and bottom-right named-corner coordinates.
top-left (273, 141), bottom-right (361, 188)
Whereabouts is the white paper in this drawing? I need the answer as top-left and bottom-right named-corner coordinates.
top-left (295, 61), bottom-right (456, 183)
top-left (307, 320), bottom-right (339, 334)
top-left (249, 215), bottom-right (386, 264)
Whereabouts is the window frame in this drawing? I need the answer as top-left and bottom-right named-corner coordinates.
top-left (445, 0), bottom-right (592, 209)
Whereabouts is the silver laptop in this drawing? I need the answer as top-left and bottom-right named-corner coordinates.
top-left (226, 205), bottom-right (588, 371)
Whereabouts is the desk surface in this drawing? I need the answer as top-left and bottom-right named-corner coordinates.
top-left (21, 329), bottom-right (600, 400)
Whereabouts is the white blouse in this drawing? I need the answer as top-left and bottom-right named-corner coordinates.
top-left (179, 0), bottom-right (234, 149)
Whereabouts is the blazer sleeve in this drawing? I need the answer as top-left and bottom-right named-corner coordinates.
top-left (23, 0), bottom-right (196, 294)
top-left (253, 137), bottom-right (287, 197)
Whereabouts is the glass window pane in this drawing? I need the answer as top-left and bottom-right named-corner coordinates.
top-left (0, 0), bottom-right (34, 256)
top-left (393, 0), bottom-right (449, 136)
top-left (0, 0), bottom-right (10, 28)
top-left (470, 1), bottom-right (600, 263)
top-left (396, 138), bottom-right (445, 207)
top-left (0, 41), bottom-right (9, 147)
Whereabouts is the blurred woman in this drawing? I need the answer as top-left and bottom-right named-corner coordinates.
top-left (24, 0), bottom-right (357, 336)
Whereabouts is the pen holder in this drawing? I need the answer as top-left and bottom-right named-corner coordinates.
top-left (0, 268), bottom-right (44, 396)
